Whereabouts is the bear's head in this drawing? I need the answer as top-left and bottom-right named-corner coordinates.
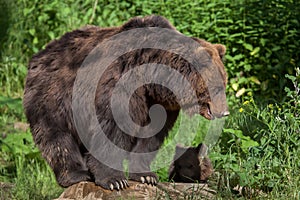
top-left (182, 38), bottom-right (229, 120)
top-left (169, 143), bottom-right (213, 183)
top-left (116, 15), bottom-right (229, 120)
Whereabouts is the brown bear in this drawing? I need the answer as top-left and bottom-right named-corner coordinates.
top-left (23, 15), bottom-right (229, 191)
top-left (168, 143), bottom-right (213, 183)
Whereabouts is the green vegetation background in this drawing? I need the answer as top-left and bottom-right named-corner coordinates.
top-left (0, 0), bottom-right (299, 199)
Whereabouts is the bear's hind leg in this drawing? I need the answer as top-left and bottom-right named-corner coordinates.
top-left (34, 128), bottom-right (91, 187)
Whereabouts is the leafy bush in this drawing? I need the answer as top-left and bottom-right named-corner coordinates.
top-left (1, 0), bottom-right (300, 101)
top-left (211, 68), bottom-right (300, 198)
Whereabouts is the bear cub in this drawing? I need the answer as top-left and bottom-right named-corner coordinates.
top-left (169, 143), bottom-right (213, 183)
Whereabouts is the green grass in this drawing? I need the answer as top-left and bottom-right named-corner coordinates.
top-left (10, 156), bottom-right (63, 200)
top-left (212, 104), bottom-right (300, 199)
top-left (1, 94), bottom-right (299, 199)
top-left (0, 109), bottom-right (63, 199)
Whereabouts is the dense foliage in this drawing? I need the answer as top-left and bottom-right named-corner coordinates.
top-left (1, 0), bottom-right (300, 100)
top-left (0, 0), bottom-right (299, 199)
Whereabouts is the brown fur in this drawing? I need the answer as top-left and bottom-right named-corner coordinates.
top-left (23, 15), bottom-right (228, 190)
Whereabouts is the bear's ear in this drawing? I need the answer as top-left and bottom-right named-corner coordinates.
top-left (214, 44), bottom-right (226, 60)
top-left (121, 15), bottom-right (175, 31)
top-left (175, 144), bottom-right (186, 155)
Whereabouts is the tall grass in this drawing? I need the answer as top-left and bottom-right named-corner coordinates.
top-left (12, 156), bottom-right (63, 200)
top-left (210, 70), bottom-right (300, 199)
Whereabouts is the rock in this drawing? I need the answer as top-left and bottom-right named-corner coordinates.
top-left (13, 122), bottom-right (29, 132)
top-left (0, 182), bottom-right (14, 199)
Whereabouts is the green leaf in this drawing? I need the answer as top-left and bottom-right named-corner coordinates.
top-left (249, 76), bottom-right (261, 85)
top-left (28, 29), bottom-right (36, 36)
top-left (233, 54), bottom-right (244, 60)
top-left (230, 33), bottom-right (243, 38)
top-left (243, 43), bottom-right (253, 51)
top-left (33, 37), bottom-right (39, 44)
top-left (232, 83), bottom-right (239, 91)
top-left (272, 46), bottom-right (281, 51)
top-left (223, 128), bottom-right (243, 137)
top-left (244, 64), bottom-right (252, 71)
top-left (250, 47), bottom-right (260, 56)
top-left (241, 139), bottom-right (259, 153)
top-left (236, 88), bottom-right (246, 97)
top-left (48, 31), bottom-right (55, 40)
top-left (23, 7), bottom-right (34, 16)
top-left (1, 133), bottom-right (38, 155)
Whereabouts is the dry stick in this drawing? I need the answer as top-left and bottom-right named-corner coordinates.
top-left (89, 0), bottom-right (98, 24)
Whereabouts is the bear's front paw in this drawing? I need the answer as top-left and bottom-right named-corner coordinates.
top-left (95, 175), bottom-right (129, 191)
top-left (58, 170), bottom-right (91, 187)
top-left (129, 172), bottom-right (158, 186)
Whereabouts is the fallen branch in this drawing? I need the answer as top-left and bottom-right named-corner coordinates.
top-left (55, 181), bottom-right (216, 200)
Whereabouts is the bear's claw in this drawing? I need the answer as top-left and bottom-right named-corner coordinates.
top-left (129, 171), bottom-right (158, 186)
top-left (139, 175), bottom-right (157, 186)
top-left (108, 178), bottom-right (129, 191)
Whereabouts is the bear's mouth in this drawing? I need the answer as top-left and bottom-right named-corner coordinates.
top-left (182, 103), bottom-right (214, 120)
top-left (205, 105), bottom-right (214, 120)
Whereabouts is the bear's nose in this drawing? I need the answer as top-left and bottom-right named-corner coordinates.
top-left (222, 111), bottom-right (230, 117)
